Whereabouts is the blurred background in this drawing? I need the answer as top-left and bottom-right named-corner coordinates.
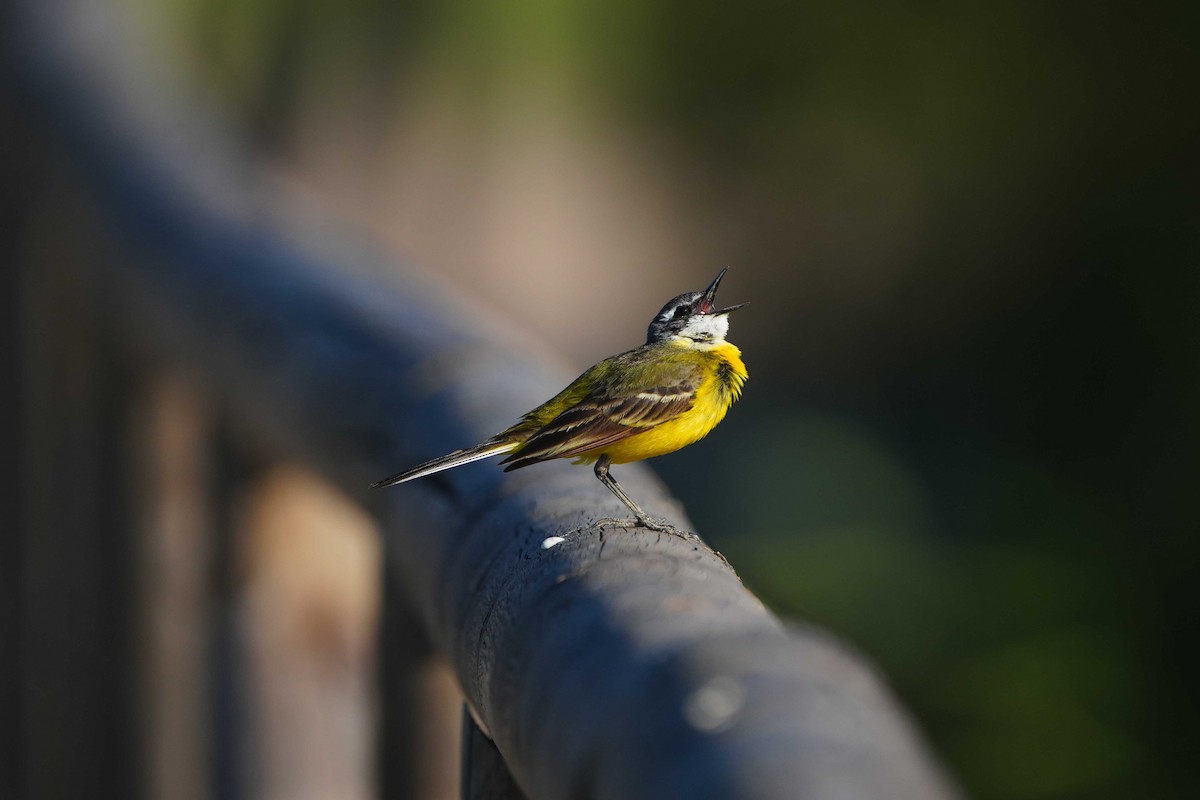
top-left (7, 0), bottom-right (1199, 798)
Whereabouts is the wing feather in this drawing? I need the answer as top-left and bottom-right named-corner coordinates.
top-left (500, 361), bottom-right (702, 470)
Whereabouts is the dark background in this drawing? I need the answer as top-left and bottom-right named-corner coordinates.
top-left (10, 1), bottom-right (1200, 798)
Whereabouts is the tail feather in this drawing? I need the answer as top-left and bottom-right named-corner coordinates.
top-left (370, 440), bottom-right (516, 489)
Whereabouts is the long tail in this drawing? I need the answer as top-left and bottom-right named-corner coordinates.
top-left (370, 440), bottom-right (518, 489)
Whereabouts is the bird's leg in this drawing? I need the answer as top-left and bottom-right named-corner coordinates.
top-left (593, 455), bottom-right (672, 532)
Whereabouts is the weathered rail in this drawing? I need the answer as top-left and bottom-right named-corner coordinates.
top-left (10, 1), bottom-right (961, 797)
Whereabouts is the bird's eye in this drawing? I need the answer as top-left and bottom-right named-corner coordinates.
top-left (671, 305), bottom-right (689, 320)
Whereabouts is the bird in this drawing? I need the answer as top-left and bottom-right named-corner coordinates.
top-left (371, 269), bottom-right (748, 531)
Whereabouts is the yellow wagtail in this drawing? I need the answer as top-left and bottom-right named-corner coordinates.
top-left (372, 269), bottom-right (747, 530)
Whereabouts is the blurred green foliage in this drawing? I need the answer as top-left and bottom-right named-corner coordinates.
top-left (131, 0), bottom-right (1199, 797)
top-left (662, 411), bottom-right (1147, 799)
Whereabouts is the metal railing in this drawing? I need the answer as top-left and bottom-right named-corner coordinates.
top-left (7, 1), bottom-right (961, 798)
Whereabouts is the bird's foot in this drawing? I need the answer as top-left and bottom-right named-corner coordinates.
top-left (593, 516), bottom-right (697, 540)
top-left (592, 517), bottom-right (638, 529)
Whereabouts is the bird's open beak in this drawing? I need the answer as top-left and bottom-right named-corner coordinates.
top-left (699, 268), bottom-right (747, 315)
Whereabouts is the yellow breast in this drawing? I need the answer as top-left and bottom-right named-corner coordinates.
top-left (589, 341), bottom-right (746, 465)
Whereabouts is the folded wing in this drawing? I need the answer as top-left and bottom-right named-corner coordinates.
top-left (499, 366), bottom-right (702, 470)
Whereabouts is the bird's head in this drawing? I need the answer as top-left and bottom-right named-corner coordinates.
top-left (646, 268), bottom-right (747, 346)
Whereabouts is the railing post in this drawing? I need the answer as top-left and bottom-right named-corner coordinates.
top-left (133, 374), bottom-right (218, 800)
top-left (14, 160), bottom-right (142, 800)
top-left (1, 69), bottom-right (33, 800)
top-left (461, 708), bottom-right (527, 800)
top-left (208, 420), bottom-right (259, 800)
top-left (377, 568), bottom-right (429, 800)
